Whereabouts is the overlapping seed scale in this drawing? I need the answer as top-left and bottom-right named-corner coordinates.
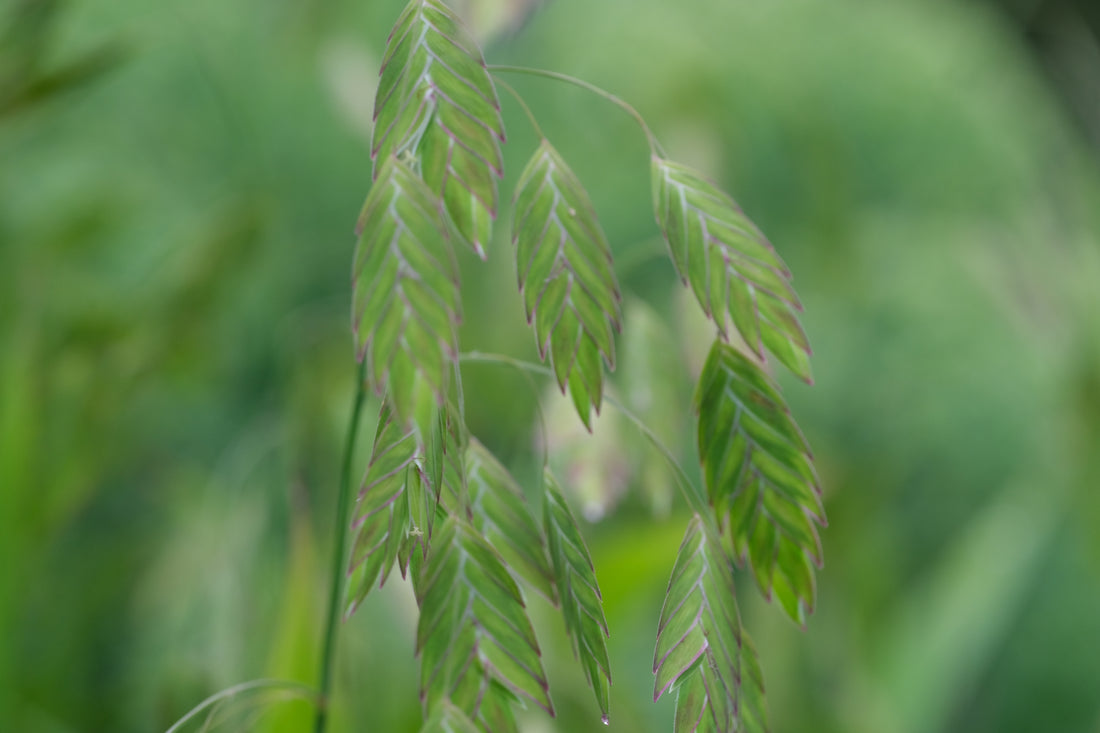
top-left (652, 157), bottom-right (811, 382)
top-left (654, 516), bottom-right (746, 733)
top-left (417, 518), bottom-right (554, 722)
top-left (695, 342), bottom-right (825, 626)
top-left (543, 472), bottom-right (612, 717)
top-left (346, 404), bottom-right (417, 617)
top-left (513, 141), bottom-right (621, 428)
top-left (352, 158), bottom-right (460, 430)
top-left (466, 439), bottom-right (556, 603)
top-left (373, 0), bottom-right (505, 256)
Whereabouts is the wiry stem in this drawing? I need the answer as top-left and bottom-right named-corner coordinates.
top-left (167, 679), bottom-right (316, 733)
top-left (460, 352), bottom-right (551, 476)
top-left (313, 359), bottom-right (368, 733)
top-left (488, 65), bottom-right (666, 157)
top-left (495, 77), bottom-right (546, 140)
top-left (459, 351), bottom-right (711, 520)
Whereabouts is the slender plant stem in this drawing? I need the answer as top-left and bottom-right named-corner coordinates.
top-left (167, 679), bottom-right (316, 733)
top-left (495, 78), bottom-right (545, 140)
top-left (313, 359), bottom-right (368, 733)
top-left (489, 65), bottom-right (666, 157)
top-left (459, 351), bottom-right (712, 520)
top-left (460, 354), bottom-right (550, 475)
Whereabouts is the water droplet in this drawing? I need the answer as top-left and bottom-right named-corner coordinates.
top-left (601, 714), bottom-right (609, 725)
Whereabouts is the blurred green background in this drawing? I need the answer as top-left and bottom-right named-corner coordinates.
top-left (3, 0), bottom-right (1100, 731)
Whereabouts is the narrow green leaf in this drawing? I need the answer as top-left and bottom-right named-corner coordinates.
top-left (373, 0), bottom-right (505, 256)
top-left (543, 471), bottom-right (612, 721)
top-left (513, 139), bottom-right (622, 429)
top-left (656, 516), bottom-right (759, 733)
top-left (417, 516), bottom-right (554, 723)
top-left (466, 439), bottom-right (557, 603)
top-left (353, 157), bottom-right (461, 432)
top-left (696, 341), bottom-right (825, 626)
top-left (652, 157), bottom-right (812, 382)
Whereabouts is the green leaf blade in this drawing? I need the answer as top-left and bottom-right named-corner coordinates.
top-left (696, 341), bottom-right (826, 626)
top-left (513, 140), bottom-right (622, 429)
top-left (543, 471), bottom-right (612, 719)
top-left (651, 156), bottom-right (811, 382)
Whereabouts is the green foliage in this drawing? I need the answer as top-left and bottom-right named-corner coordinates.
top-left (373, 0), bottom-right (506, 257)
top-left (695, 342), bottom-right (824, 626)
top-left (0, 0), bottom-right (124, 118)
top-left (652, 157), bottom-right (812, 382)
top-left (543, 471), bottom-right (612, 719)
top-left (513, 139), bottom-right (622, 429)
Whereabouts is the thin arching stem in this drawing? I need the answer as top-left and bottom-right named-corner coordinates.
top-left (489, 65), bottom-right (667, 157)
top-left (459, 351), bottom-right (711, 520)
top-left (167, 679), bottom-right (317, 733)
top-left (313, 358), bottom-right (368, 733)
top-left (460, 354), bottom-right (551, 476)
top-left (495, 77), bottom-right (546, 140)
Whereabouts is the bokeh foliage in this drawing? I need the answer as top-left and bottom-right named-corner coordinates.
top-left (2, 0), bottom-right (1099, 731)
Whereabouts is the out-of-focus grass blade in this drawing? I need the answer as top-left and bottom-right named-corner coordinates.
top-left (872, 482), bottom-right (1060, 733)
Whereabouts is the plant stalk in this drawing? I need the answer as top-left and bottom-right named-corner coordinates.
top-left (459, 351), bottom-right (711, 520)
top-left (313, 359), bottom-right (368, 733)
top-left (489, 64), bottom-right (666, 157)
